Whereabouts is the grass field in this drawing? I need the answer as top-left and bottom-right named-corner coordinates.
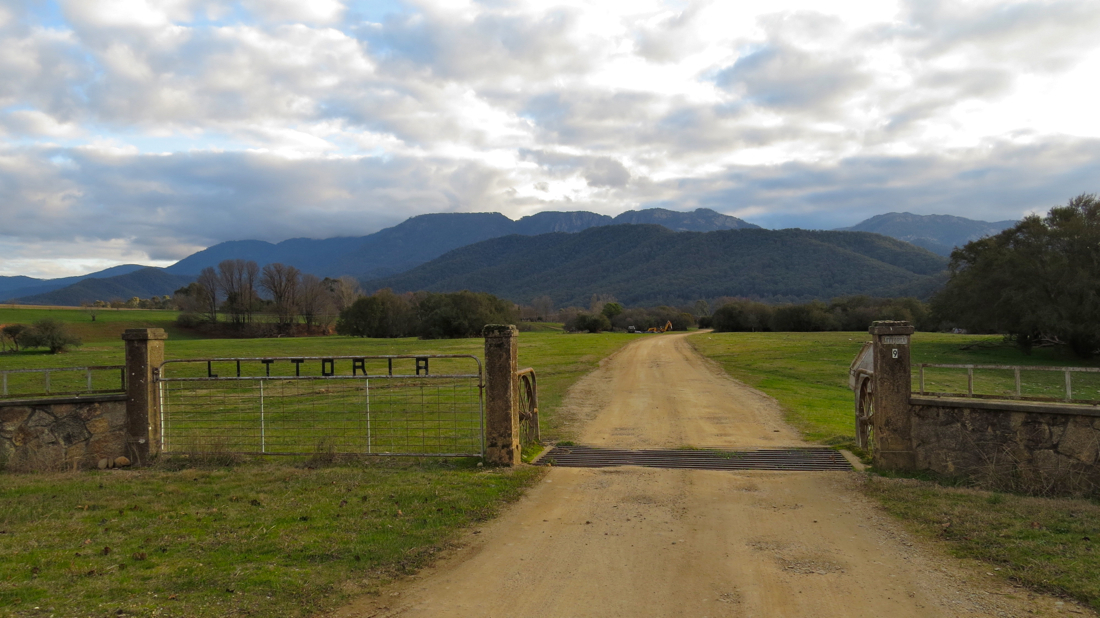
top-left (0, 306), bottom-right (193, 343)
top-left (0, 460), bottom-right (542, 617)
top-left (1, 319), bottom-right (635, 617)
top-left (689, 331), bottom-right (1100, 445)
top-left (690, 330), bottom-right (1100, 609)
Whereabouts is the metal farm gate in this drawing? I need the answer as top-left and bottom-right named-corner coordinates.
top-left (155, 355), bottom-right (484, 457)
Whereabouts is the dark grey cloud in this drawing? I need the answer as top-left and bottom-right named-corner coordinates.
top-left (0, 145), bottom-right (517, 261)
top-left (716, 42), bottom-right (870, 112)
top-left (3, 0), bottom-right (1100, 276)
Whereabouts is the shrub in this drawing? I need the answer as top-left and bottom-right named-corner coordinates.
top-left (20, 319), bottom-right (82, 353)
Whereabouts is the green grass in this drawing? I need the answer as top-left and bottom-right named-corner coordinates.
top-left (690, 330), bottom-right (1100, 609)
top-left (0, 328), bottom-right (634, 616)
top-left (863, 475), bottom-right (1100, 610)
top-left (0, 306), bottom-right (192, 344)
top-left (0, 460), bottom-right (542, 617)
top-left (0, 331), bottom-right (634, 443)
top-left (689, 331), bottom-right (1100, 446)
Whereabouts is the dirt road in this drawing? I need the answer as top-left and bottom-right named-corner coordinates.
top-left (335, 334), bottom-right (1087, 617)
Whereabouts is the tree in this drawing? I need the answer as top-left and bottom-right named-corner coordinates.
top-left (260, 263), bottom-right (300, 329)
top-left (932, 194), bottom-right (1100, 357)
top-left (567, 313), bottom-right (611, 333)
top-left (196, 267), bottom-right (220, 323)
top-left (530, 295), bottom-right (554, 321)
top-left (601, 302), bottom-right (623, 320)
top-left (336, 289), bottom-right (416, 338)
top-left (1, 324), bottom-right (28, 352)
top-left (20, 319), bottom-right (82, 353)
top-left (297, 273), bottom-right (328, 329)
top-left (81, 301), bottom-right (99, 322)
top-left (327, 276), bottom-right (362, 312)
top-left (218, 259), bottom-right (260, 325)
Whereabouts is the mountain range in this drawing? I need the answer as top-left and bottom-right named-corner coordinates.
top-left (366, 225), bottom-right (948, 306)
top-left (164, 207), bottom-right (759, 279)
top-left (837, 212), bottom-right (1016, 256)
top-left (3, 209), bottom-right (1011, 306)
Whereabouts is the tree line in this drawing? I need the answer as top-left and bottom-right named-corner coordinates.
top-left (706, 296), bottom-right (930, 333)
top-left (176, 259), bottom-right (361, 334)
top-left (336, 289), bottom-right (518, 339)
top-left (932, 193), bottom-right (1100, 357)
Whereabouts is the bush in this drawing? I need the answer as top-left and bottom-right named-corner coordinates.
top-left (175, 312), bottom-right (206, 328)
top-left (770, 301), bottom-right (837, 332)
top-left (20, 319), bottom-right (82, 353)
top-left (336, 289), bottom-right (517, 339)
top-left (566, 313), bottom-right (612, 333)
top-left (711, 300), bottom-right (773, 332)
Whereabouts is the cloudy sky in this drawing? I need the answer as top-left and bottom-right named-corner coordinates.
top-left (3, 0), bottom-right (1100, 278)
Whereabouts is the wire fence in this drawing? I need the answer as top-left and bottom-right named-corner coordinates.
top-left (156, 355), bottom-right (483, 457)
top-left (0, 366), bottom-right (125, 400)
top-left (917, 363), bottom-right (1100, 404)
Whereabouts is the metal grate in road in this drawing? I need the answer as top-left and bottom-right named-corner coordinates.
top-left (536, 445), bottom-right (852, 471)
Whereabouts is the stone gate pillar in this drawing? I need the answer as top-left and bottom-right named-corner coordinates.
top-left (123, 328), bottom-right (167, 465)
top-left (869, 321), bottom-right (915, 471)
top-left (483, 324), bottom-right (519, 466)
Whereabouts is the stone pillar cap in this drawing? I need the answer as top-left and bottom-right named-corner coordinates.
top-left (122, 328), bottom-right (169, 341)
top-left (482, 324), bottom-right (518, 337)
top-left (869, 321), bottom-right (914, 336)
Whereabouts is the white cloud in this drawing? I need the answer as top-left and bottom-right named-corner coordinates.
top-left (1, 0), bottom-right (1100, 276)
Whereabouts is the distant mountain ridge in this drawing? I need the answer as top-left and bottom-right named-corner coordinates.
top-left (836, 212), bottom-right (1016, 257)
top-left (367, 225), bottom-right (949, 306)
top-left (6, 208), bottom-right (1011, 307)
top-left (14, 268), bottom-right (195, 307)
top-left (0, 264), bottom-right (148, 301)
top-left (165, 207), bottom-right (760, 279)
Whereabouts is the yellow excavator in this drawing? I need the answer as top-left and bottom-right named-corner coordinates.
top-left (646, 320), bottom-right (673, 333)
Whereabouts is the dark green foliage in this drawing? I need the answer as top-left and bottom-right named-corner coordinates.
top-left (711, 300), bottom-right (774, 332)
top-left (601, 302), bottom-right (623, 320)
top-left (770, 301), bottom-right (836, 332)
top-left (711, 296), bottom-right (931, 333)
top-left (0, 324), bottom-right (29, 352)
top-left (19, 318), bottom-right (82, 353)
top-left (335, 289), bottom-right (415, 338)
top-left (336, 290), bottom-right (517, 339)
top-left (566, 313), bottom-right (612, 333)
top-left (369, 225), bottom-right (948, 307)
top-left (932, 194), bottom-right (1100, 357)
top-left (415, 290), bottom-right (518, 339)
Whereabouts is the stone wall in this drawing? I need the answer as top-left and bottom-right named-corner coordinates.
top-left (0, 395), bottom-right (129, 472)
top-left (910, 396), bottom-right (1100, 494)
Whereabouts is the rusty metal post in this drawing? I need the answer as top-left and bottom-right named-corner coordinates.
top-left (869, 320), bottom-right (915, 471)
top-left (123, 328), bottom-right (167, 465)
top-left (483, 324), bottom-right (519, 466)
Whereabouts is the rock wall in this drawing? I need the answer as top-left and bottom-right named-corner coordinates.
top-left (0, 395), bottom-right (129, 472)
top-left (910, 396), bottom-right (1100, 494)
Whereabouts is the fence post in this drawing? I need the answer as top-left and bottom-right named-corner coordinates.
top-left (869, 320), bottom-right (915, 471)
top-left (483, 324), bottom-right (519, 466)
top-left (123, 328), bottom-right (167, 466)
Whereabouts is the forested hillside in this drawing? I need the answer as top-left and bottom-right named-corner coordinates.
top-left (367, 225), bottom-right (948, 306)
top-left (164, 207), bottom-right (758, 278)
